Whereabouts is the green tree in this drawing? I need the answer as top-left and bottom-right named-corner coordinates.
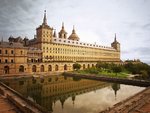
top-left (112, 65), bottom-right (122, 75)
top-left (140, 70), bottom-right (149, 79)
top-left (73, 63), bottom-right (81, 70)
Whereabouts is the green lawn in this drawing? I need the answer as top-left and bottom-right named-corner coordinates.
top-left (74, 69), bottom-right (129, 78)
top-left (98, 71), bottom-right (128, 78)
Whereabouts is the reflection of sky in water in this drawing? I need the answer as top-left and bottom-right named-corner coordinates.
top-left (53, 85), bottom-right (145, 113)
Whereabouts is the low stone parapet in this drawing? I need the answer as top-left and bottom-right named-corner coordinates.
top-left (0, 82), bottom-right (49, 113)
top-left (63, 72), bottom-right (150, 87)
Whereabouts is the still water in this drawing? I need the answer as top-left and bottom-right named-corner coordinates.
top-left (2, 75), bottom-right (145, 113)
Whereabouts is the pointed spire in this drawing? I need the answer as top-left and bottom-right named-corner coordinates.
top-left (62, 22), bottom-right (64, 29)
top-left (0, 37), bottom-right (3, 44)
top-left (72, 25), bottom-right (75, 33)
top-left (1, 37), bottom-right (3, 42)
top-left (43, 10), bottom-right (47, 25)
top-left (53, 29), bottom-right (57, 37)
top-left (114, 33), bottom-right (117, 42)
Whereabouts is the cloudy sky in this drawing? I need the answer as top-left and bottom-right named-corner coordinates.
top-left (0, 0), bottom-right (150, 63)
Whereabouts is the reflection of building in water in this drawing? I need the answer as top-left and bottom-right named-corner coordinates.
top-left (3, 75), bottom-right (109, 112)
top-left (111, 83), bottom-right (120, 99)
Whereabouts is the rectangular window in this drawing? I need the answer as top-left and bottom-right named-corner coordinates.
top-left (5, 50), bottom-right (7, 54)
top-left (11, 59), bottom-right (14, 63)
top-left (0, 50), bottom-right (1, 54)
top-left (0, 59), bottom-right (1, 63)
top-left (11, 50), bottom-right (14, 54)
top-left (5, 59), bottom-right (8, 63)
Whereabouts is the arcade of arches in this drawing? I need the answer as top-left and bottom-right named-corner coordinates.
top-left (1, 63), bottom-right (96, 74)
top-left (29, 63), bottom-right (97, 73)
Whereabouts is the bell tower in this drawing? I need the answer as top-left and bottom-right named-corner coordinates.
top-left (111, 34), bottom-right (120, 51)
top-left (36, 10), bottom-right (53, 46)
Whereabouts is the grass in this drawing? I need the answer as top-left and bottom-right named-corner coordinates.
top-left (74, 68), bottom-right (129, 78)
top-left (98, 70), bottom-right (128, 78)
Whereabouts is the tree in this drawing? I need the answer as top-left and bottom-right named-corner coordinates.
top-left (140, 70), bottom-right (149, 79)
top-left (73, 63), bottom-right (81, 70)
top-left (112, 65), bottom-right (122, 75)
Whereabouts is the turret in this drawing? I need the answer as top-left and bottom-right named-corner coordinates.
top-left (68, 26), bottom-right (79, 41)
top-left (111, 33), bottom-right (120, 51)
top-left (23, 37), bottom-right (29, 46)
top-left (58, 22), bottom-right (67, 39)
top-left (53, 29), bottom-right (57, 38)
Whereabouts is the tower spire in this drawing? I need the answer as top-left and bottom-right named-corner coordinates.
top-left (1, 37), bottom-right (3, 42)
top-left (114, 33), bottom-right (117, 42)
top-left (53, 29), bottom-right (57, 37)
top-left (43, 10), bottom-right (47, 25)
top-left (62, 22), bottom-right (64, 29)
top-left (72, 25), bottom-right (75, 33)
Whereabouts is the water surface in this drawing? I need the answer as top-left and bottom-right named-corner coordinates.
top-left (2, 75), bottom-right (145, 113)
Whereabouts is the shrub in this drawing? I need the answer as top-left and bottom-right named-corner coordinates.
top-left (73, 63), bottom-right (81, 70)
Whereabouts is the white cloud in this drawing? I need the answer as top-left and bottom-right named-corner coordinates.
top-left (0, 0), bottom-right (150, 63)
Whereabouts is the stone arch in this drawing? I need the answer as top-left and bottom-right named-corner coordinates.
top-left (88, 64), bottom-right (90, 68)
top-left (48, 65), bottom-right (52, 71)
top-left (19, 65), bottom-right (24, 72)
top-left (41, 65), bottom-right (44, 72)
top-left (32, 65), bottom-right (36, 72)
top-left (4, 66), bottom-right (9, 74)
top-left (55, 65), bottom-right (59, 71)
top-left (83, 64), bottom-right (85, 69)
top-left (92, 64), bottom-right (94, 67)
top-left (64, 64), bottom-right (67, 70)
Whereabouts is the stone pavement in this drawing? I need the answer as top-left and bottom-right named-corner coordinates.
top-left (0, 95), bottom-right (21, 113)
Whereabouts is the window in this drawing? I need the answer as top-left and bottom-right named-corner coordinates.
top-left (0, 59), bottom-right (1, 63)
top-left (11, 59), bottom-right (14, 63)
top-left (20, 51), bottom-right (23, 55)
top-left (5, 59), bottom-right (8, 63)
top-left (0, 50), bottom-right (1, 54)
top-left (32, 65), bottom-right (36, 72)
top-left (5, 50), bottom-right (8, 54)
top-left (48, 78), bottom-right (52, 82)
top-left (19, 65), bottom-right (24, 72)
top-left (11, 50), bottom-right (14, 54)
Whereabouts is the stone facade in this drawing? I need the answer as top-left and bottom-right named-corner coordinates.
top-left (0, 10), bottom-right (120, 75)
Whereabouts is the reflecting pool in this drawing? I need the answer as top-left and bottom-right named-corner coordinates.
top-left (2, 75), bottom-right (145, 113)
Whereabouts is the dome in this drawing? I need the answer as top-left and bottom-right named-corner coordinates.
top-left (68, 26), bottom-right (79, 41)
top-left (59, 22), bottom-right (67, 39)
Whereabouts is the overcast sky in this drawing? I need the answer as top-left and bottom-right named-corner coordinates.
top-left (0, 0), bottom-right (150, 63)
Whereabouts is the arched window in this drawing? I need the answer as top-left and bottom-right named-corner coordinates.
top-left (32, 65), bottom-right (36, 72)
top-left (64, 64), bottom-right (67, 70)
top-left (4, 66), bottom-right (9, 74)
top-left (19, 65), bottom-right (24, 72)
top-left (55, 65), bottom-right (59, 71)
top-left (48, 65), bottom-right (52, 71)
top-left (41, 65), bottom-right (44, 72)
